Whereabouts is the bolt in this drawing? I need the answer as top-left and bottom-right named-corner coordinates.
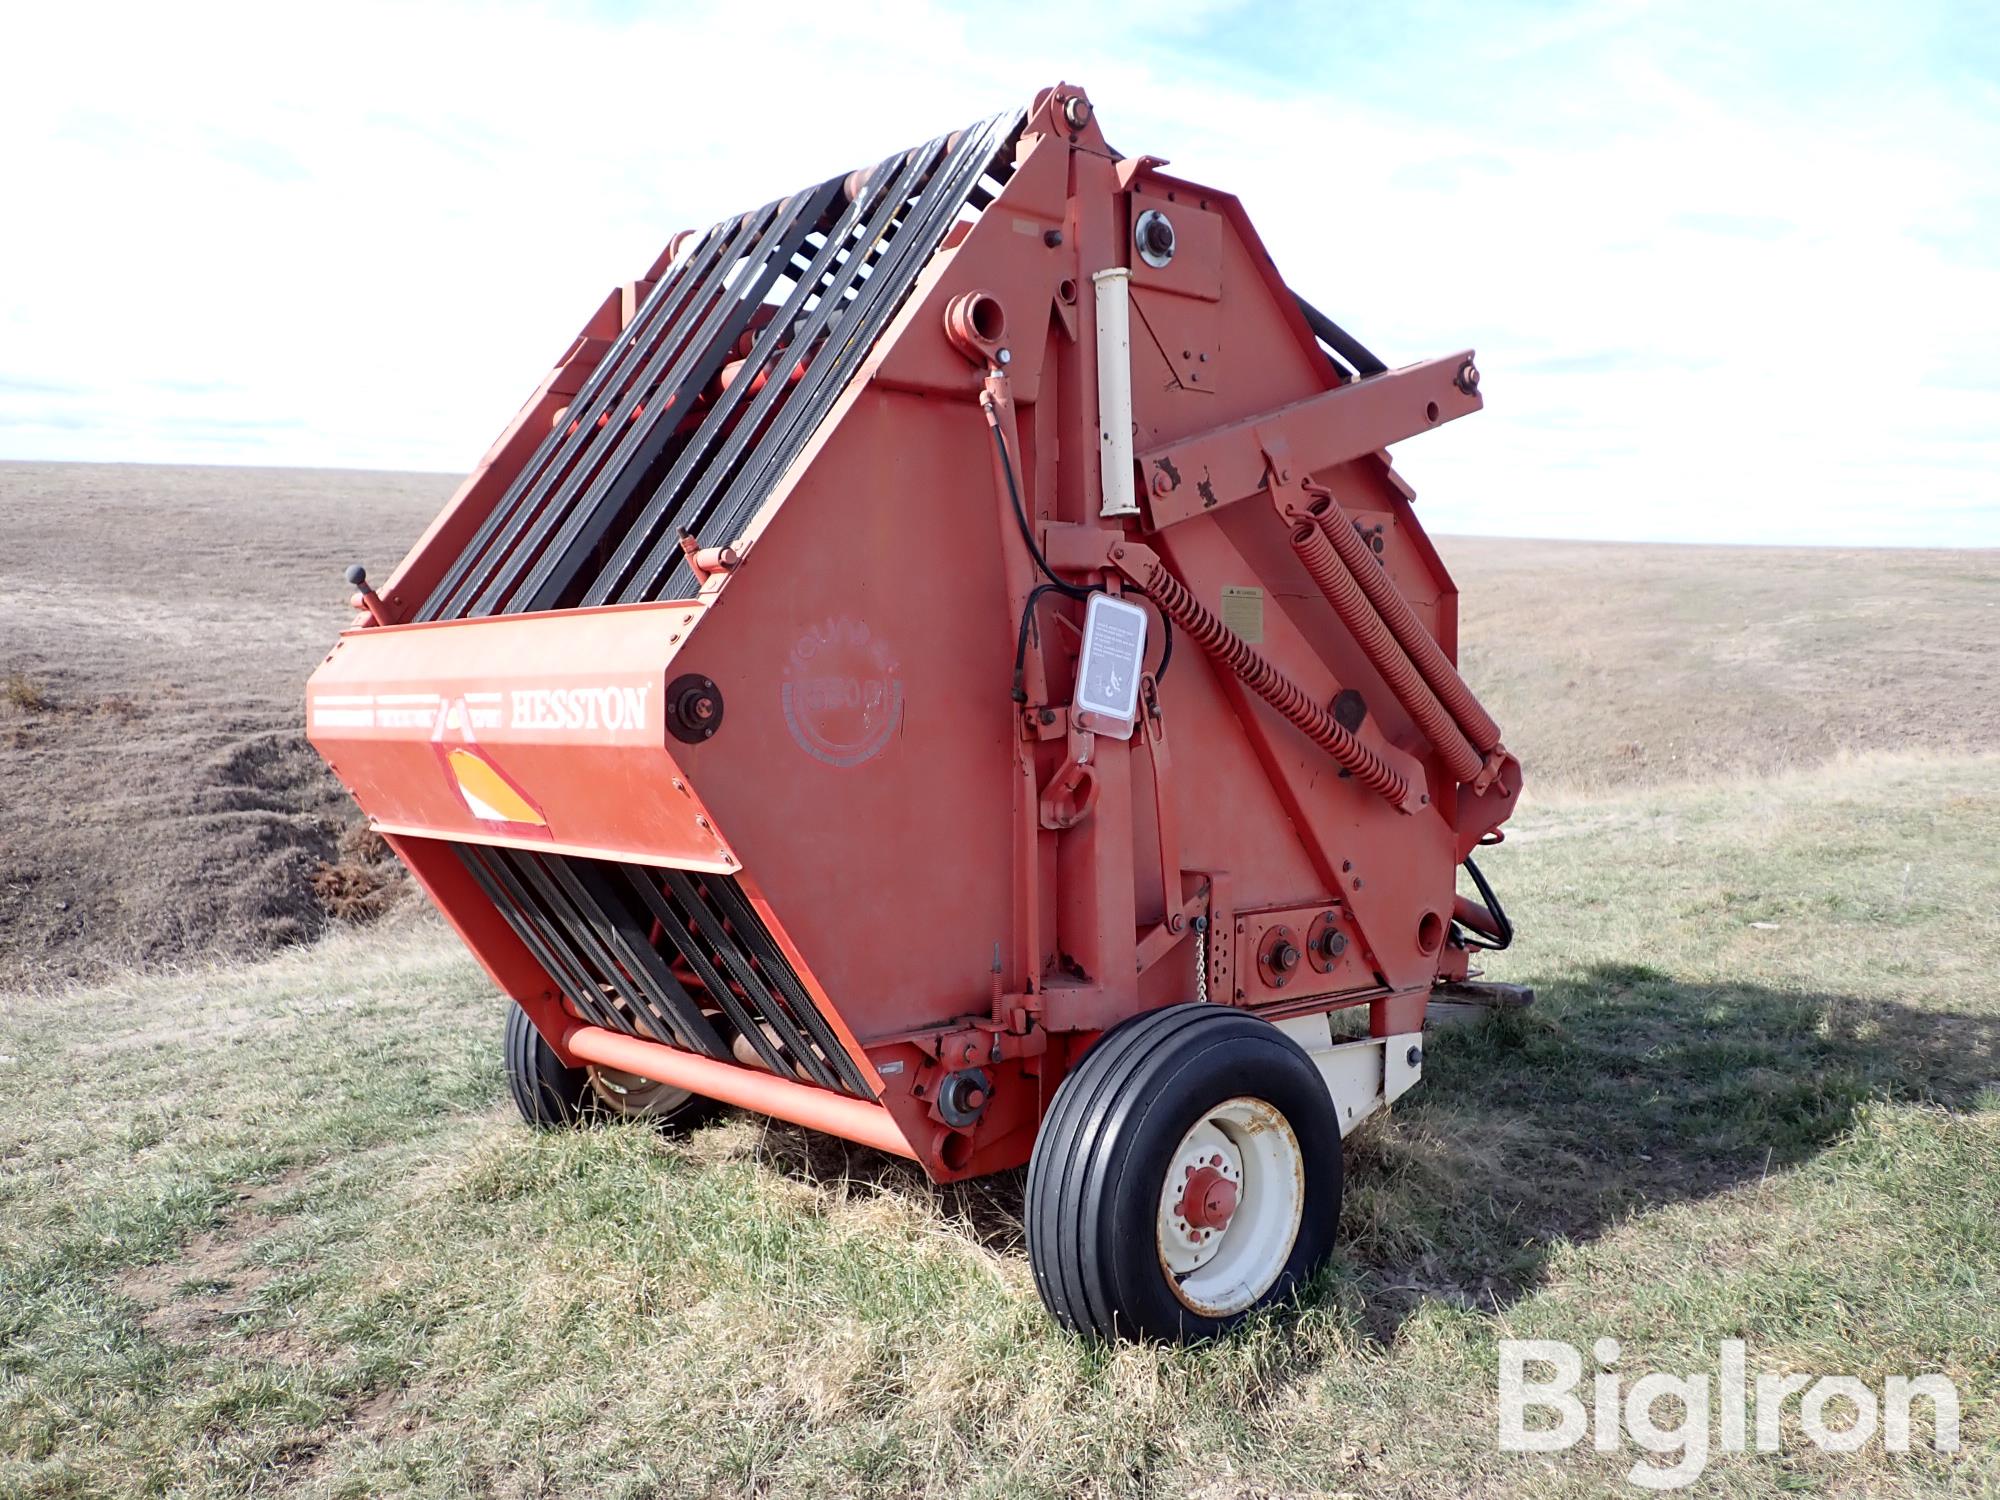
top-left (1112, 546), bottom-right (1126, 560)
top-left (1407, 1045), bottom-right (1423, 1068)
top-left (1170, 913), bottom-right (1185, 933)
top-left (997, 348), bottom-right (1011, 365)
top-left (1043, 228), bottom-right (1063, 248)
top-left (1152, 471), bottom-right (1173, 495)
top-left (1039, 708), bottom-right (1055, 725)
top-left (1456, 360), bottom-right (1481, 395)
top-left (1062, 96), bottom-right (1091, 128)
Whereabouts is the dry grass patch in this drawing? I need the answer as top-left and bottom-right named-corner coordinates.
top-left (2, 758), bottom-right (1996, 1497)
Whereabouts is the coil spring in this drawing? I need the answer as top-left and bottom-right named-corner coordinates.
top-left (1139, 562), bottom-right (1411, 807)
top-left (1289, 520), bottom-right (1483, 784)
top-left (1304, 484), bottom-right (1502, 753)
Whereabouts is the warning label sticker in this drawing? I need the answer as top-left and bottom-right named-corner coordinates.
top-left (1220, 585), bottom-right (1264, 643)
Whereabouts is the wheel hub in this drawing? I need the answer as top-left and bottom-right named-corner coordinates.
top-left (1176, 1163), bottom-right (1240, 1231)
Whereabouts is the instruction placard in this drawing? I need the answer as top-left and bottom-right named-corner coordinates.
top-left (1074, 593), bottom-right (1149, 735)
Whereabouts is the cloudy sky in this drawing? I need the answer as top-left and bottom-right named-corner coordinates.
top-left (3, 0), bottom-right (1994, 545)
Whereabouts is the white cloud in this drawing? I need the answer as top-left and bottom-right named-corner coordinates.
top-left (1, 0), bottom-right (1994, 544)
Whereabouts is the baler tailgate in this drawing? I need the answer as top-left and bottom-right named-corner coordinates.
top-left (456, 845), bottom-right (874, 1099)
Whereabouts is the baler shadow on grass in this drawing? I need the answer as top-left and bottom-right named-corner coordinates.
top-left (1334, 961), bottom-right (1999, 1340)
top-left (736, 961), bottom-right (1998, 1344)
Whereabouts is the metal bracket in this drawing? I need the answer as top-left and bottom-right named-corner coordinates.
top-left (1038, 716), bottom-right (1098, 829)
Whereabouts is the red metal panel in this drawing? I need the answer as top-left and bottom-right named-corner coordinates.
top-left (307, 603), bottom-right (737, 872)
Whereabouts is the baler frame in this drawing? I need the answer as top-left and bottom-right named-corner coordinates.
top-left (310, 82), bottom-right (1520, 1338)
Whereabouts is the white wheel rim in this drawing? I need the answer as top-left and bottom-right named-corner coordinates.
top-left (586, 1066), bottom-right (695, 1119)
top-left (1155, 1095), bottom-right (1304, 1317)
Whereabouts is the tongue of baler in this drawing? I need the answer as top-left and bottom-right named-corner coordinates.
top-left (307, 82), bottom-right (1517, 1183)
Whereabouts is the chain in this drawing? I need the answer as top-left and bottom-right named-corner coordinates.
top-left (1194, 917), bottom-right (1209, 1004)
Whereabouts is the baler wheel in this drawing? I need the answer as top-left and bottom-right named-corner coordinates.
top-left (1025, 1004), bottom-right (1342, 1342)
top-left (503, 1005), bottom-right (715, 1131)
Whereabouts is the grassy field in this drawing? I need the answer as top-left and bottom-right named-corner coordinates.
top-left (4, 464), bottom-right (1996, 1495)
top-left (3, 749), bottom-right (1994, 1496)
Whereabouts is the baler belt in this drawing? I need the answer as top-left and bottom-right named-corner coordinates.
top-left (490, 183), bottom-right (844, 619)
top-left (694, 871), bottom-right (875, 1098)
top-left (603, 109), bottom-right (1025, 605)
top-left (450, 844), bottom-right (874, 1100)
top-left (417, 201), bottom-right (790, 622)
top-left (457, 843), bottom-right (629, 1035)
top-left (618, 866), bottom-right (836, 1091)
top-left (582, 136), bottom-right (947, 607)
top-left (414, 107), bottom-right (1025, 622)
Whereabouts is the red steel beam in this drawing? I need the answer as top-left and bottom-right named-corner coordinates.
top-left (1139, 352), bottom-right (1481, 529)
top-left (560, 1024), bottom-right (917, 1160)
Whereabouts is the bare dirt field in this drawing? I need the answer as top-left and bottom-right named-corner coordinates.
top-left (3, 461), bottom-right (1993, 990)
top-left (1453, 537), bottom-right (2000, 788)
top-left (0, 463), bottom-right (451, 988)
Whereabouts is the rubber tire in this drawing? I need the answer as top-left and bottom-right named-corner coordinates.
top-left (503, 1005), bottom-right (724, 1132)
top-left (1025, 1003), bottom-right (1343, 1342)
top-left (505, 1003), bottom-right (591, 1127)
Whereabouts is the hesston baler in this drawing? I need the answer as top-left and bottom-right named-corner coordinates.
top-left (307, 83), bottom-right (1521, 1340)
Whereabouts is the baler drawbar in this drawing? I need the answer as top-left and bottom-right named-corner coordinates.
top-left (309, 83), bottom-right (1521, 1340)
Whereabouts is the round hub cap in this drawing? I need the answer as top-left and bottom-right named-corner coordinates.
top-left (587, 1066), bottom-right (695, 1119)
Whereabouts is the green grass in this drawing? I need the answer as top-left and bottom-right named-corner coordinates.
top-left (2, 753), bottom-right (1996, 1497)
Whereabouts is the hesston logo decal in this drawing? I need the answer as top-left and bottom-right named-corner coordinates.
top-left (308, 680), bottom-right (660, 837)
top-left (509, 684), bottom-right (651, 733)
top-left (308, 683), bottom-right (652, 737)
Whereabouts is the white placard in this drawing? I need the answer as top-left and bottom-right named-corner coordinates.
top-left (1074, 593), bottom-right (1149, 735)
